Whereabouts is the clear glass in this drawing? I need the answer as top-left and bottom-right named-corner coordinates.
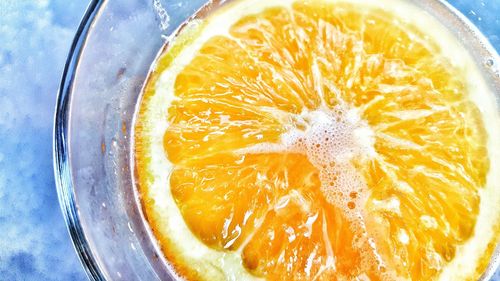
top-left (54, 0), bottom-right (500, 280)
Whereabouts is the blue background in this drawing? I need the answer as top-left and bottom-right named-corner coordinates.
top-left (0, 0), bottom-right (498, 280)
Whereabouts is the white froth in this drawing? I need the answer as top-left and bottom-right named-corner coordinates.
top-left (248, 107), bottom-right (376, 214)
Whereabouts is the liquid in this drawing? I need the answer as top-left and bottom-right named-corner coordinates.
top-left (133, 0), bottom-right (500, 280)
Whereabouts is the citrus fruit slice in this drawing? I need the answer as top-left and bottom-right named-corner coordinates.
top-left (134, 0), bottom-right (500, 280)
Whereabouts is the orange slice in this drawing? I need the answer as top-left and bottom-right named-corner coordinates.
top-left (134, 0), bottom-right (500, 280)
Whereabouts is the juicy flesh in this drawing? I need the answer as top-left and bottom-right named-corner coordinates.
top-left (147, 2), bottom-right (489, 280)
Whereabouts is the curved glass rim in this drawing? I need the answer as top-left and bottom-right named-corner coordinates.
top-left (53, 0), bottom-right (500, 280)
top-left (53, 0), bottom-right (106, 280)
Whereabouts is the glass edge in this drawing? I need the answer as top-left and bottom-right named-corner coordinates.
top-left (437, 0), bottom-right (500, 86)
top-left (53, 0), bottom-right (107, 280)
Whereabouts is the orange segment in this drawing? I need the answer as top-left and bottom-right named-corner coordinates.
top-left (175, 34), bottom-right (314, 113)
top-left (164, 95), bottom-right (284, 164)
top-left (241, 194), bottom-right (355, 281)
top-left (171, 153), bottom-right (318, 250)
top-left (134, 1), bottom-right (500, 280)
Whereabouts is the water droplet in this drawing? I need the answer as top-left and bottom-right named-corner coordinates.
top-left (485, 58), bottom-right (495, 67)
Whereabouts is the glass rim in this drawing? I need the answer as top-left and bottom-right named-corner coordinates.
top-left (53, 0), bottom-right (500, 280)
top-left (53, 0), bottom-right (106, 280)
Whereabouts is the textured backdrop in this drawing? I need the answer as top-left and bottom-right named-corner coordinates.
top-left (0, 0), bottom-right (498, 280)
